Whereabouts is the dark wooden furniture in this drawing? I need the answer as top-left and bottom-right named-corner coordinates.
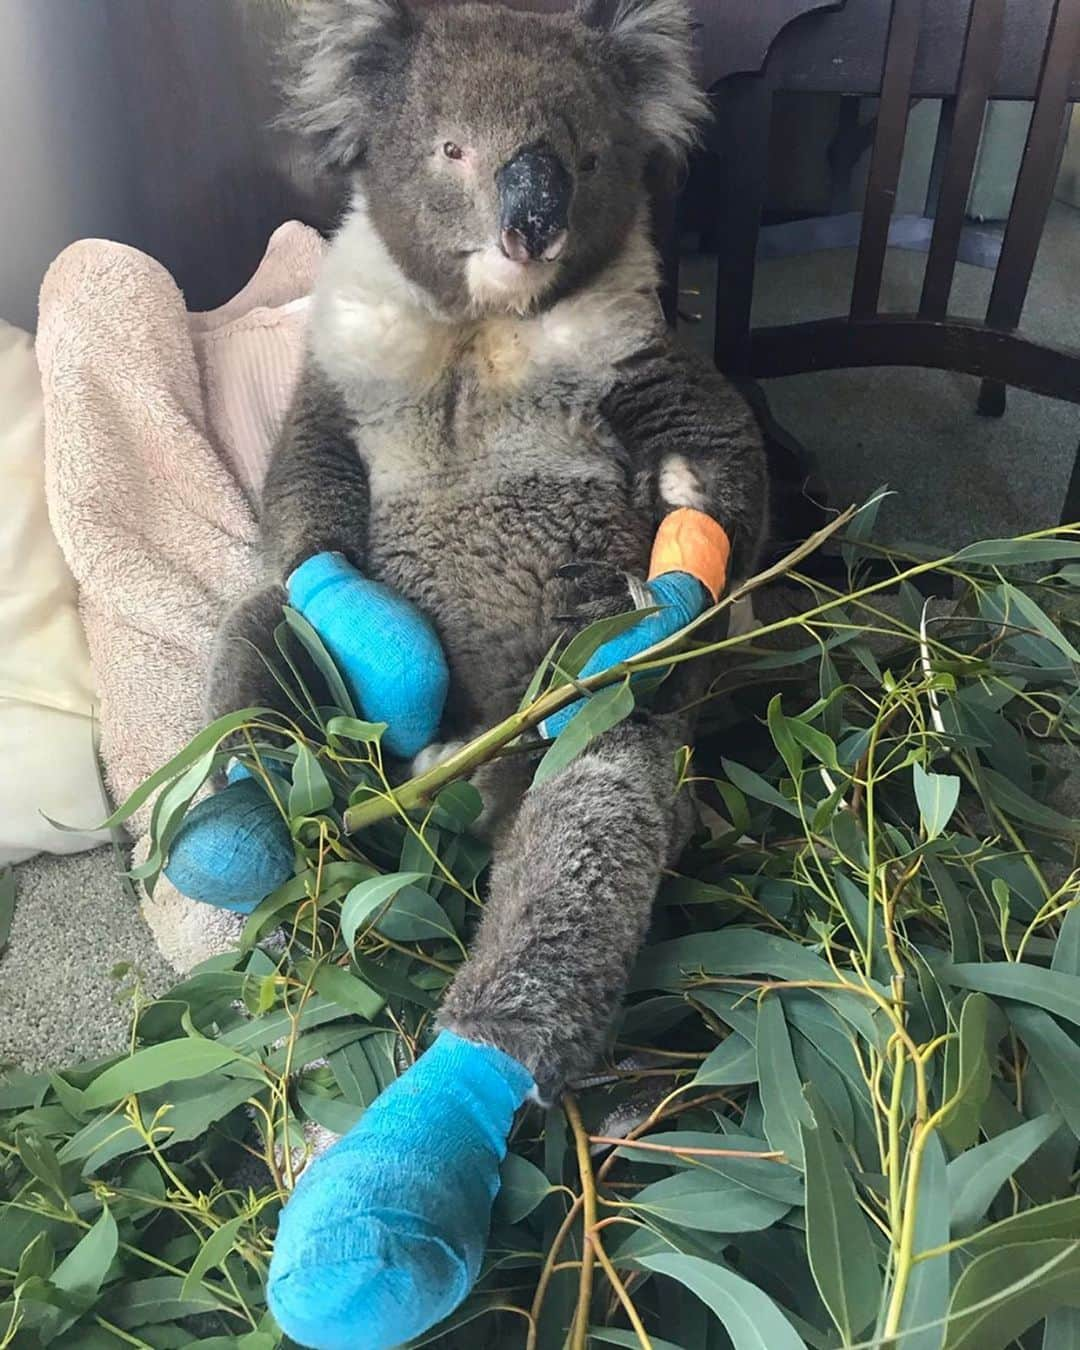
top-left (101, 0), bottom-right (1080, 528)
top-left (691, 0), bottom-right (1080, 523)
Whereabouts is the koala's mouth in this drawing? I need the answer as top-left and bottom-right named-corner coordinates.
top-left (463, 241), bottom-right (565, 313)
top-left (454, 232), bottom-right (568, 265)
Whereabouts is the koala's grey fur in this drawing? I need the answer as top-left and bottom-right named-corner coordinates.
top-left (211, 0), bottom-right (767, 1098)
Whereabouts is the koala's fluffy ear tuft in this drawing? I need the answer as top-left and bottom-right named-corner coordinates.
top-left (285, 0), bottom-right (417, 171)
top-left (577, 0), bottom-right (708, 159)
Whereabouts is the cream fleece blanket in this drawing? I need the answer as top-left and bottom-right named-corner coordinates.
top-left (37, 223), bottom-right (325, 972)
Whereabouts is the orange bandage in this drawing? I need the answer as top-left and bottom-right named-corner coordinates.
top-left (648, 508), bottom-right (731, 603)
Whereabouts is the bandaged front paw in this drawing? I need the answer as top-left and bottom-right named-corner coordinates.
top-left (541, 509), bottom-right (729, 741)
top-left (288, 552), bottom-right (449, 759)
top-left (267, 1030), bottom-right (534, 1350)
top-left (541, 570), bottom-right (707, 739)
top-left (164, 763), bottom-right (293, 913)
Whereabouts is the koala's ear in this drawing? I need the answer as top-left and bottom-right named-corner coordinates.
top-left (286, 0), bottom-right (417, 171)
top-left (577, 0), bottom-right (708, 159)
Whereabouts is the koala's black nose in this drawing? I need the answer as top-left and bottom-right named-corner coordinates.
top-left (497, 148), bottom-right (571, 262)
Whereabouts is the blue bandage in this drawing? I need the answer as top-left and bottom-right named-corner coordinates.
top-left (542, 570), bottom-right (707, 740)
top-left (268, 1030), bottom-right (534, 1350)
top-left (289, 553), bottom-right (449, 760)
top-left (163, 763), bottom-right (292, 913)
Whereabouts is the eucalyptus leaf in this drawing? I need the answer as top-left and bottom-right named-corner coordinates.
top-left (533, 678), bottom-right (636, 785)
top-left (641, 1253), bottom-right (807, 1350)
top-left (801, 1091), bottom-right (881, 1342)
top-left (947, 1114), bottom-right (1061, 1235)
top-left (913, 763), bottom-right (961, 841)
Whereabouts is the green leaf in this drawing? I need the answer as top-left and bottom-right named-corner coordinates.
top-left (241, 860), bottom-right (371, 947)
top-left (615, 1132), bottom-right (804, 1205)
top-left (789, 718), bottom-right (840, 770)
top-left (289, 744), bottom-right (333, 819)
top-left (944, 1239), bottom-right (1080, 1350)
top-left (800, 1091), bottom-right (881, 1342)
top-left (768, 695), bottom-right (804, 778)
top-left (943, 964), bottom-right (1080, 1029)
top-left (947, 1113), bottom-right (1061, 1235)
top-left (311, 963), bottom-right (386, 1021)
top-left (16, 1232), bottom-right (54, 1285)
top-left (82, 1039), bottom-right (248, 1110)
top-left (631, 927), bottom-right (884, 1046)
top-left (496, 1152), bottom-right (551, 1223)
top-left (16, 1130), bottom-right (67, 1202)
top-left (432, 780), bottom-right (484, 830)
top-left (640, 1253), bottom-right (807, 1349)
top-left (52, 1205), bottom-right (118, 1306)
top-left (998, 582), bottom-right (1080, 663)
top-left (913, 762), bottom-right (961, 841)
top-left (896, 1130), bottom-right (949, 1350)
top-left (1052, 908), bottom-right (1080, 976)
top-left (79, 708), bottom-right (272, 832)
top-left (756, 996), bottom-right (812, 1169)
top-left (297, 1086), bottom-right (364, 1136)
top-left (180, 1215), bottom-right (245, 1299)
top-left (589, 1330), bottom-right (688, 1350)
top-left (939, 994), bottom-right (995, 1150)
top-left (722, 758), bottom-right (801, 819)
top-left (628, 1170), bottom-right (790, 1232)
top-left (980, 769), bottom-right (1080, 837)
top-left (1006, 1005), bottom-right (1080, 1137)
top-left (325, 715), bottom-right (386, 744)
top-left (109, 1275), bottom-right (226, 1328)
top-left (518, 634), bottom-right (563, 709)
top-left (551, 607), bottom-right (660, 686)
top-left (0, 866), bottom-right (14, 955)
top-left (1045, 1306), bottom-right (1080, 1349)
top-left (133, 743), bottom-right (221, 886)
top-left (953, 538), bottom-right (1080, 565)
top-left (533, 678), bottom-right (636, 786)
top-left (340, 872), bottom-right (447, 947)
top-left (694, 1033), bottom-right (758, 1087)
top-left (964, 1195), bottom-right (1080, 1254)
top-left (282, 606), bottom-right (358, 717)
top-left (350, 952), bottom-right (439, 1010)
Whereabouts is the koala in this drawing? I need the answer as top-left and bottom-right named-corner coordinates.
top-left (203, 3), bottom-right (767, 1341)
top-left (210, 0), bottom-right (766, 1093)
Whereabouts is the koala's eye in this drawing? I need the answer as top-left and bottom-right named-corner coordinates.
top-left (443, 142), bottom-right (465, 161)
top-left (579, 151), bottom-right (599, 173)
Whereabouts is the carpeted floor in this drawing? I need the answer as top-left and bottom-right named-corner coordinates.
top-left (2, 846), bottom-right (173, 1072)
top-left (6, 203), bottom-right (1080, 1074)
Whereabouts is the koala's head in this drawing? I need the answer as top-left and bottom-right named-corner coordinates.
top-left (288, 0), bottom-right (707, 316)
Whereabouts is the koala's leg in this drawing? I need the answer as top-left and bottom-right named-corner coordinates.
top-left (164, 585), bottom-right (297, 913)
top-left (440, 713), bottom-right (687, 1096)
top-left (268, 713), bottom-right (690, 1350)
top-left (206, 583), bottom-right (291, 721)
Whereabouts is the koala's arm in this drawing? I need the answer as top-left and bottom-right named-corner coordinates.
top-left (602, 338), bottom-right (768, 582)
top-left (260, 361), bottom-right (371, 578)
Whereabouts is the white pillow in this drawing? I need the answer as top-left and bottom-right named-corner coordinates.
top-left (0, 319), bottom-right (108, 863)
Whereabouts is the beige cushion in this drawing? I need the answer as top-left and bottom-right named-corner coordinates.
top-left (0, 319), bottom-right (107, 863)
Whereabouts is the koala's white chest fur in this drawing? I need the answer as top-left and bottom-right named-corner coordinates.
top-left (310, 202), bottom-right (662, 502)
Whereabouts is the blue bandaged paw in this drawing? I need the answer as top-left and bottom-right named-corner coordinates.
top-left (289, 553), bottom-right (450, 760)
top-left (541, 570), bottom-right (707, 740)
top-left (268, 1030), bottom-right (534, 1350)
top-left (163, 764), bottom-right (293, 913)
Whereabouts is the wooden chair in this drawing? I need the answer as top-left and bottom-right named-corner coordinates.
top-left (687, 0), bottom-right (1080, 526)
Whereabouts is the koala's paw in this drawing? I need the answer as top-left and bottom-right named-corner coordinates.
top-left (550, 560), bottom-right (649, 629)
top-left (410, 740), bottom-right (468, 777)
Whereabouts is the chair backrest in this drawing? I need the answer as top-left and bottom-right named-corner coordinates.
top-left (700, 0), bottom-right (1080, 406)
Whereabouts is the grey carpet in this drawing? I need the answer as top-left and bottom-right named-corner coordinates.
top-left (2, 847), bottom-right (173, 1072)
top-left (680, 200), bottom-right (1080, 548)
top-left (4, 205), bottom-right (1079, 1075)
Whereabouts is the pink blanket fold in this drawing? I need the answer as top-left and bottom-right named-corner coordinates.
top-left (37, 222), bottom-right (325, 970)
